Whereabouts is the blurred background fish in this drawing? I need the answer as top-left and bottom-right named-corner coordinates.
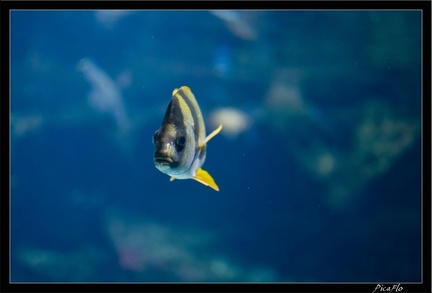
top-left (210, 10), bottom-right (260, 41)
top-left (94, 10), bottom-right (134, 29)
top-left (77, 58), bottom-right (132, 137)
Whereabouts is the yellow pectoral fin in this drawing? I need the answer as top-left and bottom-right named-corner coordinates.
top-left (199, 124), bottom-right (223, 148)
top-left (193, 168), bottom-right (220, 191)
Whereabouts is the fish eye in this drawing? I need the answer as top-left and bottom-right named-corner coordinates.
top-left (176, 135), bottom-right (186, 152)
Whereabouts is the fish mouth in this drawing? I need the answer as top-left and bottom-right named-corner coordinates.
top-left (154, 155), bottom-right (174, 165)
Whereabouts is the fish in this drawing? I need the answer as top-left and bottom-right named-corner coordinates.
top-left (152, 86), bottom-right (223, 191)
top-left (77, 58), bottom-right (131, 135)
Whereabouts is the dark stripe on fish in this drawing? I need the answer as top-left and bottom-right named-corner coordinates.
top-left (175, 89), bottom-right (202, 143)
top-left (163, 97), bottom-right (185, 131)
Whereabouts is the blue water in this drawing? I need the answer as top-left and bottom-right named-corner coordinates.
top-left (10, 10), bottom-right (422, 283)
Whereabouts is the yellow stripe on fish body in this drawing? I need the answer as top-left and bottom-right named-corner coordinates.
top-left (153, 86), bottom-right (223, 191)
top-left (172, 87), bottom-right (203, 141)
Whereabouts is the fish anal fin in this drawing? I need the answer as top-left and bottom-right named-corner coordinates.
top-left (170, 176), bottom-right (176, 181)
top-left (193, 168), bottom-right (220, 191)
top-left (199, 124), bottom-right (223, 148)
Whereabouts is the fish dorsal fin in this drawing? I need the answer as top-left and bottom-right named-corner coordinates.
top-left (199, 124), bottom-right (223, 148)
top-left (193, 168), bottom-right (219, 191)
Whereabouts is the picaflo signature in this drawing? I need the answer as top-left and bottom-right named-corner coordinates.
top-left (372, 283), bottom-right (403, 293)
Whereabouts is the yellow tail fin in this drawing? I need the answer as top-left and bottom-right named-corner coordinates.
top-left (193, 168), bottom-right (219, 191)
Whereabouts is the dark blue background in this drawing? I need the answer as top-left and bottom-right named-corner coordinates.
top-left (10, 10), bottom-right (422, 282)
